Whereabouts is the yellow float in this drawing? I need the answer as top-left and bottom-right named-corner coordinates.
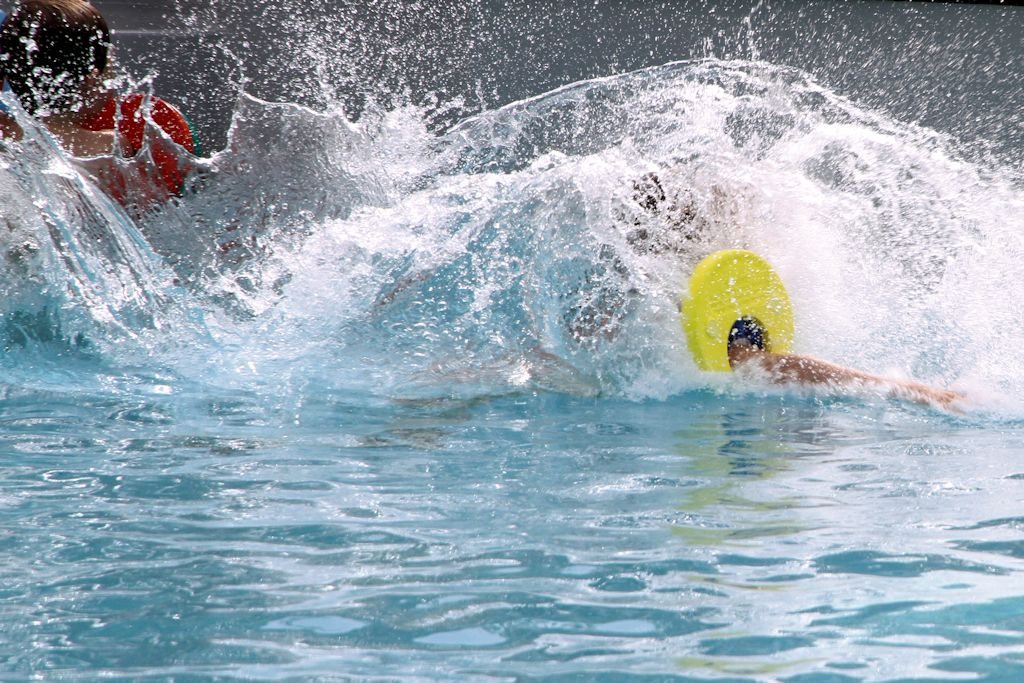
top-left (681, 249), bottom-right (795, 371)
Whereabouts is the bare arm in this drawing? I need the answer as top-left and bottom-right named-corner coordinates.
top-left (728, 342), bottom-right (963, 410)
top-left (45, 119), bottom-right (116, 157)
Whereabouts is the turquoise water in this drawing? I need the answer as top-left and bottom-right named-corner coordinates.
top-left (2, 58), bottom-right (1024, 680)
top-left (2, 381), bottom-right (1022, 680)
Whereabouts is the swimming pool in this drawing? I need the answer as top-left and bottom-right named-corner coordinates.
top-left (4, 382), bottom-right (1021, 680)
top-left (2, 1), bottom-right (1023, 680)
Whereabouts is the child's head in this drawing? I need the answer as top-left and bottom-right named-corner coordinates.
top-left (0, 0), bottom-right (110, 116)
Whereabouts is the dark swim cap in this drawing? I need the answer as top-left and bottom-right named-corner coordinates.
top-left (728, 317), bottom-right (767, 351)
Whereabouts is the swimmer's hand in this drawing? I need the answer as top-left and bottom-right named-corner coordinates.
top-left (887, 379), bottom-right (965, 412)
top-left (728, 341), bottom-right (965, 412)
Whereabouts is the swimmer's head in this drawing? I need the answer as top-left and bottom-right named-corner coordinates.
top-left (0, 0), bottom-right (111, 116)
top-left (728, 317), bottom-right (766, 352)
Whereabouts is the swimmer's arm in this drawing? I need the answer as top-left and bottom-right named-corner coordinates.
top-left (728, 342), bottom-right (963, 410)
top-left (43, 116), bottom-right (116, 157)
top-left (0, 111), bottom-right (116, 155)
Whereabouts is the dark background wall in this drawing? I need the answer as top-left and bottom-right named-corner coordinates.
top-left (3, 1), bottom-right (1022, 163)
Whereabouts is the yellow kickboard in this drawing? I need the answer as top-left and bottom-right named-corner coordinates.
top-left (682, 249), bottom-right (795, 371)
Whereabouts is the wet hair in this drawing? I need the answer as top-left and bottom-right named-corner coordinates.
top-left (0, 0), bottom-right (110, 115)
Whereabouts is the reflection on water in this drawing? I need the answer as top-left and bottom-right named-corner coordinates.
top-left (655, 395), bottom-right (1024, 679)
top-left (673, 398), bottom-right (833, 549)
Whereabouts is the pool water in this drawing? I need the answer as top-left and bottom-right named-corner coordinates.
top-left (2, 382), bottom-right (1021, 680)
top-left (1, 52), bottom-right (1024, 680)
